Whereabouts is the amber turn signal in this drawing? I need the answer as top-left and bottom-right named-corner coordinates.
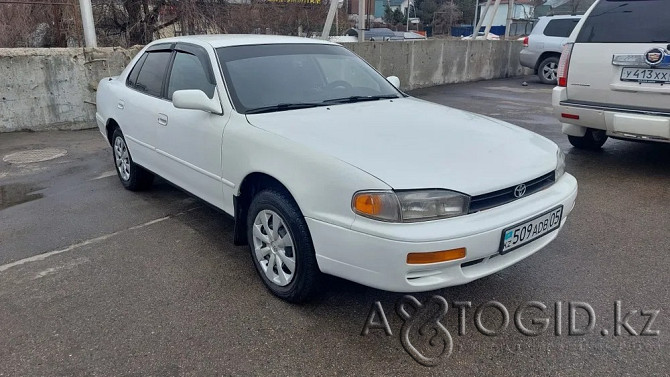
top-left (354, 193), bottom-right (383, 215)
top-left (406, 248), bottom-right (466, 264)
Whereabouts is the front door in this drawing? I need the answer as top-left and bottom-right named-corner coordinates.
top-left (154, 47), bottom-right (230, 208)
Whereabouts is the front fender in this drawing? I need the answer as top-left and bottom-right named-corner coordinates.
top-left (221, 113), bottom-right (390, 230)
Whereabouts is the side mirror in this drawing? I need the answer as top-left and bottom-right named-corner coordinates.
top-left (173, 89), bottom-right (223, 115)
top-left (386, 76), bottom-right (401, 89)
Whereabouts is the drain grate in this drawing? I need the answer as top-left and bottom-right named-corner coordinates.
top-left (3, 148), bottom-right (68, 164)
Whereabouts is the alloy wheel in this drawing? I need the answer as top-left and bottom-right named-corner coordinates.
top-left (114, 136), bottom-right (131, 181)
top-left (543, 62), bottom-right (558, 81)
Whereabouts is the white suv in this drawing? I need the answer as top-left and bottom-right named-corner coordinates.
top-left (553, 0), bottom-right (670, 149)
top-left (520, 16), bottom-right (582, 85)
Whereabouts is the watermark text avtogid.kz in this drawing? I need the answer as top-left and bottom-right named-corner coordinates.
top-left (361, 295), bottom-right (661, 366)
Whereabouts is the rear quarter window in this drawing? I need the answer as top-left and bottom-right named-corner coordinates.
top-left (576, 0), bottom-right (670, 43)
top-left (126, 53), bottom-right (147, 87)
top-left (543, 19), bottom-right (580, 38)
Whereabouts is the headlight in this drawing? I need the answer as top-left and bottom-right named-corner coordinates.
top-left (352, 190), bottom-right (470, 222)
top-left (555, 149), bottom-right (566, 180)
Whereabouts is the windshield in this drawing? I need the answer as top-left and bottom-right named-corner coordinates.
top-left (216, 44), bottom-right (403, 114)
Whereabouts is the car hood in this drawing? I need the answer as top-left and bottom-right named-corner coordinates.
top-left (245, 97), bottom-right (558, 195)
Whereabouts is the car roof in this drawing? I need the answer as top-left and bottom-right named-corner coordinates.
top-left (147, 34), bottom-right (338, 49)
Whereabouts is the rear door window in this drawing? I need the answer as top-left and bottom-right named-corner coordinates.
top-left (543, 19), bottom-right (580, 37)
top-left (576, 0), bottom-right (670, 43)
top-left (134, 51), bottom-right (172, 97)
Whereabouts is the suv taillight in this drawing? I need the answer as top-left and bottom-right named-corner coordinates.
top-left (523, 36), bottom-right (529, 47)
top-left (557, 43), bottom-right (574, 87)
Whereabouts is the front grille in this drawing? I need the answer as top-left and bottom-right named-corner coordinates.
top-left (468, 172), bottom-right (555, 214)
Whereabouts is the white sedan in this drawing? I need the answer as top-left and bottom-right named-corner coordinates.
top-left (96, 35), bottom-right (578, 302)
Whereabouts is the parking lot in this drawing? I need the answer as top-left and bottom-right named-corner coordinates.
top-left (1, 76), bottom-right (668, 375)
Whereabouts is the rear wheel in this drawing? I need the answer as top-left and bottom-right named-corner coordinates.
top-left (247, 189), bottom-right (321, 303)
top-left (538, 56), bottom-right (559, 85)
top-left (568, 129), bottom-right (608, 150)
top-left (111, 128), bottom-right (154, 191)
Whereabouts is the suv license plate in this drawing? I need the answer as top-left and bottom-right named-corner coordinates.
top-left (621, 67), bottom-right (670, 84)
top-left (499, 206), bottom-right (563, 254)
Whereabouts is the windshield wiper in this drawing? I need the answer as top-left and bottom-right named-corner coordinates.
top-left (245, 103), bottom-right (325, 114)
top-left (322, 95), bottom-right (399, 104)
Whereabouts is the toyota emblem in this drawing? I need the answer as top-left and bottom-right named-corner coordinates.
top-left (514, 184), bottom-right (527, 198)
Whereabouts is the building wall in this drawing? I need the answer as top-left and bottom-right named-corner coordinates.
top-left (374, 0), bottom-right (385, 18)
top-left (479, 4), bottom-right (533, 27)
top-left (348, 0), bottom-right (375, 16)
top-left (0, 40), bottom-right (527, 132)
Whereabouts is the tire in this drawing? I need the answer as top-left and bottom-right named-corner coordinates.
top-left (538, 56), bottom-right (559, 85)
top-left (568, 129), bottom-right (608, 150)
top-left (247, 189), bottom-right (321, 303)
top-left (111, 128), bottom-right (154, 191)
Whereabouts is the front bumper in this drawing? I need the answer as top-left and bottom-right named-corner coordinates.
top-left (552, 87), bottom-right (670, 143)
top-left (307, 173), bottom-right (578, 292)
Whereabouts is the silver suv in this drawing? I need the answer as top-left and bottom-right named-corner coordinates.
top-left (553, 0), bottom-right (670, 149)
top-left (520, 15), bottom-right (582, 84)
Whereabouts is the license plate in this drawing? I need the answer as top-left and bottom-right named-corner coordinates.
top-left (621, 67), bottom-right (670, 84)
top-left (499, 206), bottom-right (563, 254)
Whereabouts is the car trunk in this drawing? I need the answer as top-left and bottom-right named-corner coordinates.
top-left (568, 43), bottom-right (670, 110)
top-left (566, 0), bottom-right (670, 110)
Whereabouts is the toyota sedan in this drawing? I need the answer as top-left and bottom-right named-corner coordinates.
top-left (96, 35), bottom-right (578, 302)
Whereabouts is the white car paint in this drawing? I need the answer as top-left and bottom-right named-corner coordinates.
top-left (553, 0), bottom-right (670, 144)
top-left (246, 98), bottom-right (557, 194)
top-left (96, 35), bottom-right (578, 292)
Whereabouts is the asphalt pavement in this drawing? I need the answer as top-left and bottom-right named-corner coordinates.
top-left (0, 76), bottom-right (668, 376)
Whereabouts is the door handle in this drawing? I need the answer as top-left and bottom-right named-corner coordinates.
top-left (117, 100), bottom-right (125, 109)
top-left (157, 113), bottom-right (168, 126)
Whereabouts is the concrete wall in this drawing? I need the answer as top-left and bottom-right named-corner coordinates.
top-left (0, 47), bottom-right (141, 132)
top-left (0, 40), bottom-right (525, 132)
top-left (344, 39), bottom-right (525, 90)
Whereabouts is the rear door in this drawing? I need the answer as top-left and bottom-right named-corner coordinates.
top-left (119, 47), bottom-right (173, 168)
top-left (566, 0), bottom-right (670, 110)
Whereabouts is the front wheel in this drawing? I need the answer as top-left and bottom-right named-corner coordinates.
top-left (568, 129), bottom-right (608, 150)
top-left (247, 189), bottom-right (321, 303)
top-left (111, 128), bottom-right (154, 191)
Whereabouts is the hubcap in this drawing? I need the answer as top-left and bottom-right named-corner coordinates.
top-left (543, 62), bottom-right (558, 81)
top-left (252, 210), bottom-right (296, 287)
top-left (113, 137), bottom-right (131, 181)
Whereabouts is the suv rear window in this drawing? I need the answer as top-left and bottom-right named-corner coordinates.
top-left (576, 0), bottom-right (670, 43)
top-left (543, 19), bottom-right (580, 38)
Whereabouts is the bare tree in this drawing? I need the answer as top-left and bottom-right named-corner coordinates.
top-left (431, 1), bottom-right (461, 35)
top-left (91, 0), bottom-right (339, 47)
top-left (1, 0), bottom-right (345, 48)
top-left (0, 1), bottom-right (80, 47)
